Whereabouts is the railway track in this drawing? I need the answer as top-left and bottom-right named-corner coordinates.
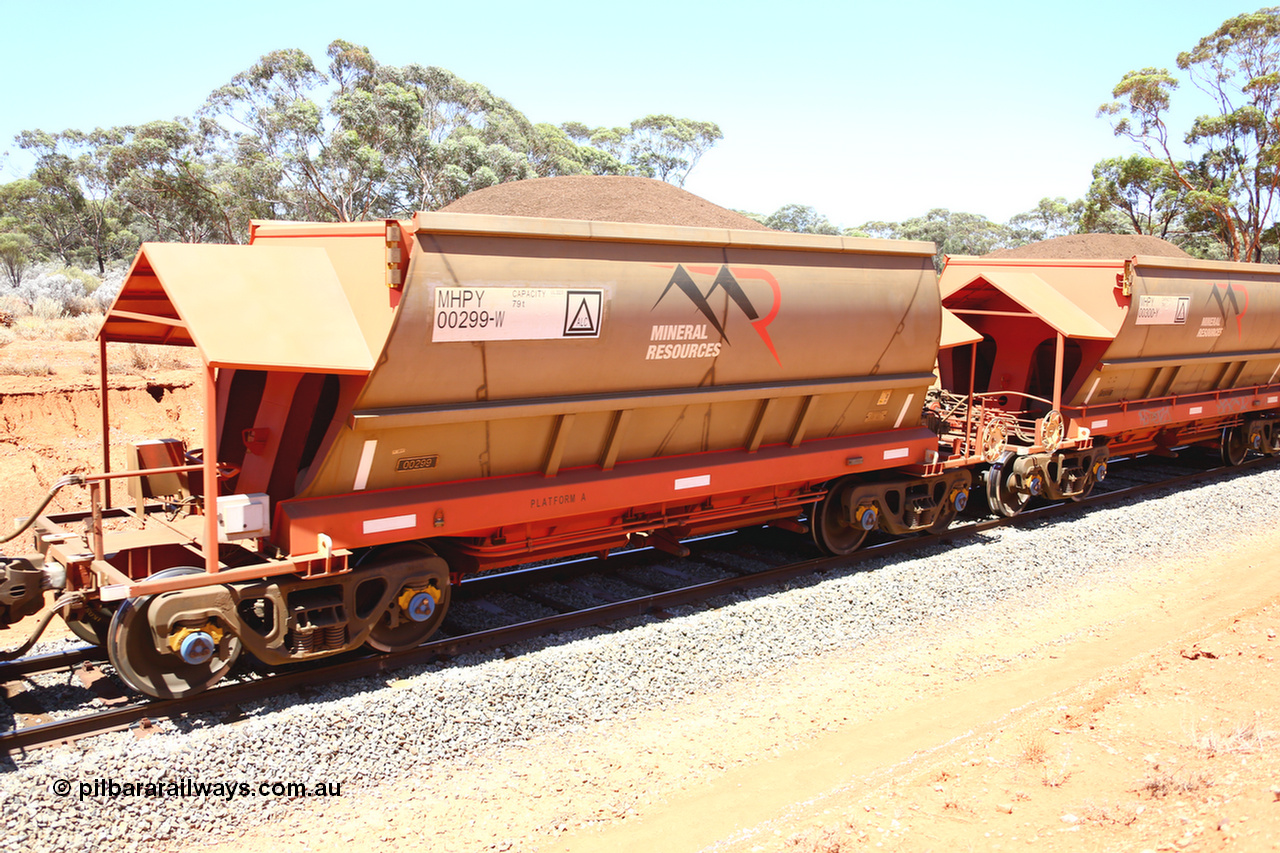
top-left (3, 452), bottom-right (1274, 755)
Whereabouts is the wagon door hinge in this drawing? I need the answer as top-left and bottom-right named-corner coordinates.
top-left (1118, 258), bottom-right (1135, 297)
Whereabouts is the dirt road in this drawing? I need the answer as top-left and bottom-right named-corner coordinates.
top-left (196, 523), bottom-right (1280, 853)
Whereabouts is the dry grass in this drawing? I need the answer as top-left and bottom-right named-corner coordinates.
top-left (1195, 714), bottom-right (1275, 757)
top-left (784, 820), bottom-right (861, 852)
top-left (1017, 733), bottom-right (1048, 764)
top-left (1041, 749), bottom-right (1073, 787)
top-left (0, 360), bottom-right (54, 376)
top-left (1081, 800), bottom-right (1140, 826)
top-left (12, 313), bottom-right (100, 341)
top-left (1137, 766), bottom-right (1211, 798)
top-left (32, 295), bottom-right (64, 321)
top-left (0, 295), bottom-right (30, 321)
top-left (104, 344), bottom-right (195, 375)
top-left (0, 314), bottom-right (197, 378)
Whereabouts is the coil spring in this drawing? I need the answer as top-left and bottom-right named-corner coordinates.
top-left (323, 623), bottom-right (347, 650)
top-left (291, 625), bottom-right (318, 654)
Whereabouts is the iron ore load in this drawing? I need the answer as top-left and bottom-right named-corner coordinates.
top-left (0, 204), bottom-right (1277, 700)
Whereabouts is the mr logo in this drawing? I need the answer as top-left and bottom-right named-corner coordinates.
top-left (652, 265), bottom-right (782, 364)
top-left (1207, 282), bottom-right (1248, 338)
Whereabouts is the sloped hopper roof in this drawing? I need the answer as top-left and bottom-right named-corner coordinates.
top-left (941, 268), bottom-right (1117, 341)
top-left (100, 243), bottom-right (375, 373)
top-left (939, 307), bottom-right (982, 348)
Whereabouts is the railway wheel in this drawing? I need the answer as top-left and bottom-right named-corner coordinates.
top-left (106, 567), bottom-right (242, 699)
top-left (984, 452), bottom-right (1029, 518)
top-left (366, 544), bottom-right (452, 653)
top-left (1072, 456), bottom-right (1107, 502)
top-left (64, 601), bottom-right (116, 646)
top-left (809, 480), bottom-right (872, 556)
top-left (930, 482), bottom-right (970, 532)
top-left (1070, 478), bottom-right (1095, 502)
top-left (1220, 426), bottom-right (1247, 466)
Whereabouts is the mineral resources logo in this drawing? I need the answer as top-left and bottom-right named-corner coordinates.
top-left (1207, 282), bottom-right (1248, 339)
top-left (648, 264), bottom-right (782, 364)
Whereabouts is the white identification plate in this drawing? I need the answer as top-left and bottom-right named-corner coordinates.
top-left (1134, 294), bottom-right (1190, 326)
top-left (432, 287), bottom-right (604, 342)
top-left (674, 474), bottom-right (711, 491)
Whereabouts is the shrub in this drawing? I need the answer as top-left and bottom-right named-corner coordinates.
top-left (58, 314), bottom-right (101, 341)
top-left (13, 315), bottom-right (50, 339)
top-left (0, 294), bottom-right (31, 319)
top-left (93, 275), bottom-right (125, 310)
top-left (4, 265), bottom-right (111, 317)
top-left (11, 313), bottom-right (100, 341)
top-left (127, 343), bottom-right (193, 372)
top-left (56, 265), bottom-right (101, 295)
top-left (32, 295), bottom-right (64, 321)
top-left (64, 295), bottom-right (98, 317)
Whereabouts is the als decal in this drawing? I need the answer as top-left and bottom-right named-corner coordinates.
top-left (649, 264), bottom-right (782, 364)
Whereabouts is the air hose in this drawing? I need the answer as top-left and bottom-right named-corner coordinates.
top-left (0, 474), bottom-right (84, 544)
top-left (0, 591), bottom-right (84, 661)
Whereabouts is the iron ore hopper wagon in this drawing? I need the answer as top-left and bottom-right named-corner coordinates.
top-left (1, 214), bottom-right (1278, 699)
top-left (0, 214), bottom-right (982, 698)
top-left (932, 253), bottom-right (1280, 515)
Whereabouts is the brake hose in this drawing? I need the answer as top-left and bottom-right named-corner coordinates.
top-left (0, 474), bottom-right (84, 544)
top-left (0, 592), bottom-right (84, 661)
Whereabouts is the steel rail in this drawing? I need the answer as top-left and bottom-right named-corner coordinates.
top-left (3, 454), bottom-right (1275, 755)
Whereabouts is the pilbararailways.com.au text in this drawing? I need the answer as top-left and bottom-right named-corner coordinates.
top-left (51, 778), bottom-right (342, 801)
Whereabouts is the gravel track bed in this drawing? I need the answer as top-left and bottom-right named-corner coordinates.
top-left (4, 462), bottom-right (1279, 851)
top-left (444, 593), bottom-right (558, 634)
top-left (616, 559), bottom-right (739, 590)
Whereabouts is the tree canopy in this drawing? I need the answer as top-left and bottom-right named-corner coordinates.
top-left (11, 13), bottom-right (1280, 276)
top-left (1099, 7), bottom-right (1280, 261)
top-left (1081, 155), bottom-right (1192, 237)
top-left (0, 40), bottom-right (722, 272)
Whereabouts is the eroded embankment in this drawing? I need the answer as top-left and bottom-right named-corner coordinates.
top-left (0, 382), bottom-right (201, 529)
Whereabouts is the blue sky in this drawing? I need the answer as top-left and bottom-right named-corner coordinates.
top-left (0, 0), bottom-right (1242, 227)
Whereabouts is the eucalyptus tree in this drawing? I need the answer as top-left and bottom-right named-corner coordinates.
top-left (764, 204), bottom-right (839, 234)
top-left (6, 37), bottom-right (724, 264)
top-left (13, 131), bottom-right (137, 272)
top-left (625, 115), bottom-right (722, 186)
top-left (1081, 155), bottom-right (1192, 238)
top-left (855, 209), bottom-right (1014, 270)
top-left (202, 43), bottom-right (398, 222)
top-left (1099, 7), bottom-right (1280, 261)
top-left (85, 119), bottom-right (279, 245)
top-left (1007, 197), bottom-right (1083, 244)
top-left (526, 123), bottom-right (627, 177)
top-left (561, 115), bottom-right (723, 186)
top-left (201, 41), bottom-right (633, 217)
top-left (0, 226), bottom-right (33, 287)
